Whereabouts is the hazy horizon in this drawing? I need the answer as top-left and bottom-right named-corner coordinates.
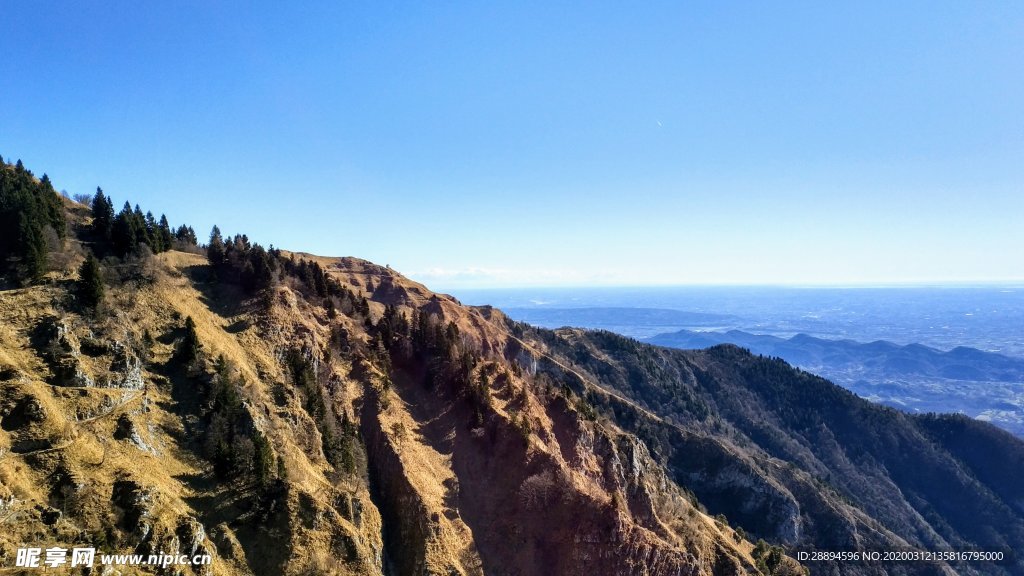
top-left (450, 283), bottom-right (1024, 358)
top-left (430, 278), bottom-right (1024, 292)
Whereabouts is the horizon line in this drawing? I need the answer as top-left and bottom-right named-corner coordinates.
top-left (429, 279), bottom-right (1024, 291)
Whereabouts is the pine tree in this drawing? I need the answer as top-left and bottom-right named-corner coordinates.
top-left (38, 174), bottom-right (66, 238)
top-left (207, 225), bottom-right (225, 268)
top-left (134, 205), bottom-right (151, 248)
top-left (112, 202), bottom-right (139, 255)
top-left (312, 262), bottom-right (328, 297)
top-left (253, 431), bottom-right (274, 488)
top-left (78, 253), bottom-right (104, 308)
top-left (158, 214), bottom-right (173, 252)
top-left (239, 245), bottom-right (273, 293)
top-left (1, 157), bottom-right (69, 283)
top-left (178, 316), bottom-right (202, 368)
top-left (17, 217), bottom-right (47, 283)
top-left (145, 211), bottom-right (160, 251)
top-left (277, 453), bottom-right (288, 480)
top-left (174, 224), bottom-right (196, 247)
top-left (91, 188), bottom-right (114, 241)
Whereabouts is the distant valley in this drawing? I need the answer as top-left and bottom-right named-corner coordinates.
top-left (5, 156), bottom-right (1024, 575)
top-left (490, 304), bottom-right (1024, 437)
top-left (647, 329), bottom-right (1024, 437)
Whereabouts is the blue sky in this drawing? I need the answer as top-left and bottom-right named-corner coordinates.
top-left (2, 2), bottom-right (1022, 288)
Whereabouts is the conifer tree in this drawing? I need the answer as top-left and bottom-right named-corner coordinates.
top-left (174, 224), bottom-right (197, 247)
top-left (253, 431), bottom-right (274, 488)
top-left (112, 202), bottom-right (139, 255)
top-left (91, 188), bottom-right (114, 241)
top-left (313, 262), bottom-right (328, 297)
top-left (1, 157), bottom-right (69, 283)
top-left (277, 453), bottom-right (288, 480)
top-left (158, 214), bottom-right (173, 252)
top-left (134, 205), bottom-right (152, 247)
top-left (17, 218), bottom-right (47, 283)
top-left (207, 225), bottom-right (225, 268)
top-left (78, 253), bottom-right (104, 308)
top-left (178, 316), bottom-right (202, 368)
top-left (145, 211), bottom-right (160, 251)
top-left (38, 174), bottom-right (66, 237)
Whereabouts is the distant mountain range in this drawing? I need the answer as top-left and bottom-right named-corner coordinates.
top-left (647, 329), bottom-right (1024, 436)
top-left (7, 155), bottom-right (1024, 575)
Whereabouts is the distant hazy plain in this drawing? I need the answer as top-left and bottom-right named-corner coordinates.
top-left (452, 285), bottom-right (1024, 358)
top-left (452, 285), bottom-right (1024, 435)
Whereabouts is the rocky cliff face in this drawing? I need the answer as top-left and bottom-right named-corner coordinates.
top-left (522, 328), bottom-right (1024, 576)
top-left (2, 191), bottom-right (1021, 576)
top-left (0, 246), bottom-right (792, 576)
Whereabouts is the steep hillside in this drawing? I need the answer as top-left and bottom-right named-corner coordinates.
top-left (0, 250), bottom-right (782, 576)
top-left (522, 327), bottom-right (1024, 575)
top-left (2, 158), bottom-right (1022, 576)
top-left (646, 328), bottom-right (1024, 436)
top-left (1, 159), bottom-right (790, 575)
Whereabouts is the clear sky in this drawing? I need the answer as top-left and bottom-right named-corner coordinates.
top-left (2, 2), bottom-right (1022, 288)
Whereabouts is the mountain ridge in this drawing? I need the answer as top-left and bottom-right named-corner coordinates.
top-left (646, 328), bottom-right (1024, 436)
top-left (2, 157), bottom-right (1023, 575)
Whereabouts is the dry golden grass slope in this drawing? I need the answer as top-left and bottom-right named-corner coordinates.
top-left (1, 241), bottom-right (798, 576)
